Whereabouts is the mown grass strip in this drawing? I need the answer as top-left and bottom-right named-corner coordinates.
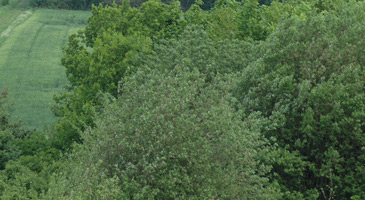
top-left (0, 5), bottom-right (23, 43)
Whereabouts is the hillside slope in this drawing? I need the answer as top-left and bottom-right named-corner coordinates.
top-left (0, 8), bottom-right (90, 129)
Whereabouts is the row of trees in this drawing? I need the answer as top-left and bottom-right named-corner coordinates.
top-left (1, 0), bottom-right (215, 10)
top-left (0, 0), bottom-right (122, 9)
top-left (1, 0), bottom-right (364, 199)
top-left (1, 0), bottom-right (277, 11)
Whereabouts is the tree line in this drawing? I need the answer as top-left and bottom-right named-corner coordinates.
top-left (1, 0), bottom-right (215, 10)
top-left (1, 0), bottom-right (278, 11)
top-left (1, 0), bottom-right (364, 199)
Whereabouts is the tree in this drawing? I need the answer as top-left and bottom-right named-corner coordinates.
top-left (53, 0), bottom-right (186, 150)
top-left (53, 0), bottom-right (322, 151)
top-left (234, 1), bottom-right (365, 199)
top-left (46, 65), bottom-right (282, 199)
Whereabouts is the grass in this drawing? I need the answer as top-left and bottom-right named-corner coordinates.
top-left (0, 5), bottom-right (22, 34)
top-left (0, 8), bottom-right (90, 130)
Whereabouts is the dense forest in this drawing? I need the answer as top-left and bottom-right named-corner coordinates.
top-left (0, 0), bottom-right (364, 199)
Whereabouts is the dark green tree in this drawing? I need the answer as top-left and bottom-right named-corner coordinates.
top-left (234, 2), bottom-right (365, 199)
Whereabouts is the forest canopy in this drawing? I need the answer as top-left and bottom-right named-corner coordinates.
top-left (0, 0), bottom-right (364, 199)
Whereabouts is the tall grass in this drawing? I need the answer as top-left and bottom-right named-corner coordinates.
top-left (0, 9), bottom-right (90, 129)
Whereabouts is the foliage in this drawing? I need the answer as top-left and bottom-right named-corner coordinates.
top-left (2, 0), bottom-right (365, 199)
top-left (0, 90), bottom-right (10, 128)
top-left (234, 1), bottom-right (365, 199)
top-left (8, 0), bottom-right (20, 8)
top-left (56, 0), bottom-right (326, 144)
top-left (187, 0), bottom-right (319, 41)
top-left (0, 90), bottom-right (63, 199)
top-left (29, 0), bottom-right (107, 10)
top-left (140, 26), bottom-right (253, 76)
top-left (0, 149), bottom-right (62, 199)
top-left (53, 0), bottom-right (186, 150)
top-left (56, 0), bottom-right (313, 150)
top-left (0, 90), bottom-right (32, 170)
top-left (46, 66), bottom-right (282, 199)
top-left (26, 0), bottom-right (217, 10)
top-left (0, 0), bottom-right (9, 6)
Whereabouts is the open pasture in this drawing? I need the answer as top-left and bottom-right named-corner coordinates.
top-left (0, 8), bottom-right (90, 129)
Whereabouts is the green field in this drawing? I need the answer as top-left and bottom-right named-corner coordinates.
top-left (0, 5), bottom-right (23, 34)
top-left (0, 8), bottom-right (90, 129)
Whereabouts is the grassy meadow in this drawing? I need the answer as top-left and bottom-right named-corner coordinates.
top-left (0, 5), bottom-right (23, 34)
top-left (0, 8), bottom-right (90, 129)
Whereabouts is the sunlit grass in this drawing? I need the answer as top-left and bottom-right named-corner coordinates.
top-left (0, 9), bottom-right (90, 130)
